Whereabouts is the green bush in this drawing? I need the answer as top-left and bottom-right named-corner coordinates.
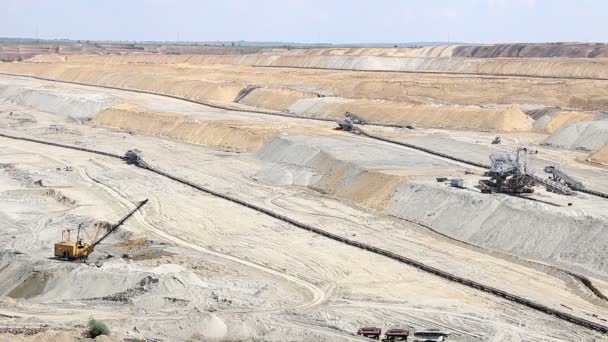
top-left (88, 318), bottom-right (111, 338)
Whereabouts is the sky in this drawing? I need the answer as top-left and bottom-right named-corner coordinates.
top-left (0, 0), bottom-right (606, 44)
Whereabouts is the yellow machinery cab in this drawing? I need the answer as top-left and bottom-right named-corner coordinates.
top-left (53, 199), bottom-right (148, 261)
top-left (54, 229), bottom-right (91, 259)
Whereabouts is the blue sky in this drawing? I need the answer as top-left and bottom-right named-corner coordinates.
top-left (0, 0), bottom-right (605, 43)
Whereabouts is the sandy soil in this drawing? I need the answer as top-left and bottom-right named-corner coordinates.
top-left (0, 74), bottom-right (607, 341)
top-left (7, 42), bottom-right (608, 63)
top-left (4, 57), bottom-right (608, 117)
top-left (92, 103), bottom-right (330, 152)
top-left (588, 145), bottom-right (608, 166)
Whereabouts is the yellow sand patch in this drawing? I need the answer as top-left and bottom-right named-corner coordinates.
top-left (544, 111), bottom-right (594, 133)
top-left (315, 164), bottom-right (407, 211)
top-left (292, 99), bottom-right (532, 131)
top-left (93, 104), bottom-right (274, 151)
top-left (4, 56), bottom-right (608, 120)
top-left (237, 87), bottom-right (318, 111)
top-left (93, 104), bottom-right (338, 152)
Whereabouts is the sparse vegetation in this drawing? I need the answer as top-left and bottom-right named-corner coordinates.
top-left (88, 318), bottom-right (111, 338)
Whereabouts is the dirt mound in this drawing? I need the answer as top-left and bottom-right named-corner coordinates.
top-left (236, 87), bottom-right (319, 111)
top-left (0, 63), bottom-right (244, 103)
top-left (453, 43), bottom-right (608, 58)
top-left (255, 135), bottom-right (408, 211)
top-left (283, 46), bottom-right (457, 57)
top-left (7, 59), bottom-right (608, 112)
top-left (0, 85), bottom-right (118, 119)
top-left (4, 59), bottom-right (608, 114)
top-left (288, 97), bottom-right (532, 131)
top-left (255, 55), bottom-right (608, 79)
top-left (93, 104), bottom-right (276, 151)
top-left (535, 111), bottom-right (595, 133)
top-left (93, 104), bottom-right (337, 151)
top-left (543, 121), bottom-right (608, 151)
top-left (386, 183), bottom-right (608, 277)
top-left (587, 145), bottom-right (608, 166)
top-left (32, 53), bottom-right (608, 79)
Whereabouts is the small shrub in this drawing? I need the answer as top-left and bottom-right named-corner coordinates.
top-left (88, 318), bottom-right (111, 338)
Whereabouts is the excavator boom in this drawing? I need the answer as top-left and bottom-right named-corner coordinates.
top-left (54, 199), bottom-right (148, 260)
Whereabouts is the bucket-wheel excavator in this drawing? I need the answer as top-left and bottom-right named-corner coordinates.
top-left (54, 199), bottom-right (148, 260)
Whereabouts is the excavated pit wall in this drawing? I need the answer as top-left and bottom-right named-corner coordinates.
top-left (93, 104), bottom-right (279, 152)
top-left (6, 59), bottom-right (608, 113)
top-left (532, 110), bottom-right (596, 133)
top-left (0, 84), bottom-right (118, 119)
top-left (588, 145), bottom-right (608, 166)
top-left (386, 183), bottom-right (608, 278)
top-left (452, 43), bottom-right (608, 58)
top-left (286, 97), bottom-right (532, 131)
top-left (0, 71), bottom-right (605, 279)
top-left (30, 54), bottom-right (608, 79)
top-left (255, 135), bottom-right (406, 211)
top-left (237, 87), bottom-right (319, 111)
top-left (2, 80), bottom-right (608, 292)
top-left (0, 63), bottom-right (554, 131)
top-left (544, 121), bottom-right (608, 151)
top-left (255, 135), bottom-right (608, 278)
top-left (0, 63), bottom-right (244, 103)
top-left (92, 103), bottom-right (342, 152)
top-left (5, 59), bottom-right (608, 114)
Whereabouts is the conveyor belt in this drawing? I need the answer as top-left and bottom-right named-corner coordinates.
top-left (0, 132), bottom-right (606, 334)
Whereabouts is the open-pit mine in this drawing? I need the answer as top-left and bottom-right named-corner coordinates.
top-left (0, 43), bottom-right (608, 341)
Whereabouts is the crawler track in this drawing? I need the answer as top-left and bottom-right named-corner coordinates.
top-left (1, 132), bottom-right (607, 334)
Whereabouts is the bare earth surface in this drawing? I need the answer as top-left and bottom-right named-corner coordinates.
top-left (0, 48), bottom-right (607, 341)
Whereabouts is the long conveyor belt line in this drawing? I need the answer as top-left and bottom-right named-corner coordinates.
top-left (252, 64), bottom-right (608, 81)
top-left (357, 128), bottom-right (608, 198)
top-left (2, 72), bottom-right (606, 199)
top-left (0, 132), bottom-right (606, 334)
top-left (356, 129), bottom-right (492, 169)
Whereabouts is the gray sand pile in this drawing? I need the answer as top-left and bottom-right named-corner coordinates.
top-left (254, 135), bottom-right (608, 278)
top-left (385, 183), bottom-right (608, 277)
top-left (0, 85), bottom-right (118, 119)
top-left (543, 121), bottom-right (608, 151)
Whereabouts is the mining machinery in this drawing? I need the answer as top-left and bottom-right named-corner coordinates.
top-left (479, 148), bottom-right (537, 194)
top-left (125, 149), bottom-right (147, 167)
top-left (357, 327), bottom-right (382, 340)
top-left (335, 117), bottom-right (362, 134)
top-left (413, 329), bottom-right (450, 342)
top-left (336, 117), bottom-right (355, 131)
top-left (479, 148), bottom-right (573, 195)
top-left (336, 112), bottom-right (367, 133)
top-left (382, 329), bottom-right (410, 342)
top-left (54, 199), bottom-right (148, 260)
top-left (544, 165), bottom-right (584, 191)
top-left (345, 111), bottom-right (370, 125)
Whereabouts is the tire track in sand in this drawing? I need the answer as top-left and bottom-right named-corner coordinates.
top-left (78, 167), bottom-right (326, 313)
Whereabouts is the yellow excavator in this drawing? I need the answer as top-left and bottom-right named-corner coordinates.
top-left (54, 199), bottom-right (148, 260)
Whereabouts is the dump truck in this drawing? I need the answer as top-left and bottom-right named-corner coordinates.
top-left (382, 328), bottom-right (410, 341)
top-left (413, 329), bottom-right (449, 342)
top-left (357, 327), bottom-right (382, 340)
